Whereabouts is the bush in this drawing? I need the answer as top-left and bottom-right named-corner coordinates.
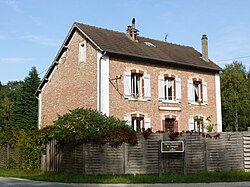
top-left (49, 108), bottom-right (137, 147)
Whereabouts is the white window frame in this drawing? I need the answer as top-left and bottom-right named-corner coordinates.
top-left (159, 76), bottom-right (181, 103)
top-left (165, 78), bottom-right (175, 101)
top-left (124, 71), bottom-right (151, 101)
top-left (131, 73), bottom-right (143, 98)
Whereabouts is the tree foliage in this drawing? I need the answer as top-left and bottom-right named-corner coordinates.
top-left (10, 67), bottom-right (40, 130)
top-left (221, 61), bottom-right (250, 131)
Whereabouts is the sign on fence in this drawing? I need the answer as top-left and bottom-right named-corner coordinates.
top-left (161, 141), bottom-right (184, 153)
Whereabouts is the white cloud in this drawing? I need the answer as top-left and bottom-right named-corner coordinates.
top-left (21, 32), bottom-right (60, 47)
top-left (0, 57), bottom-right (32, 64)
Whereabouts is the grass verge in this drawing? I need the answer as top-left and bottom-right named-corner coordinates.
top-left (1, 169), bottom-right (250, 183)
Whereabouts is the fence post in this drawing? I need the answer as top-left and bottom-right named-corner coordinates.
top-left (158, 140), bottom-right (163, 176)
top-left (6, 144), bottom-right (10, 167)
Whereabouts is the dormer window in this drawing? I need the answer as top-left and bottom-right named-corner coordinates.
top-left (79, 41), bottom-right (86, 63)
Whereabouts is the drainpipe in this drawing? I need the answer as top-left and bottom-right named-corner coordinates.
top-left (98, 51), bottom-right (107, 113)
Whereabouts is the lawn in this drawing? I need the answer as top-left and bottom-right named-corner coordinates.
top-left (1, 169), bottom-right (250, 183)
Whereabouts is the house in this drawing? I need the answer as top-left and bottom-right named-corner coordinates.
top-left (36, 18), bottom-right (222, 133)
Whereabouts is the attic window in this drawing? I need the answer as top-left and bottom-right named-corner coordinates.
top-left (144, 41), bottom-right (156, 47)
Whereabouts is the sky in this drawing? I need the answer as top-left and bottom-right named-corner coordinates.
top-left (1, 0), bottom-right (250, 84)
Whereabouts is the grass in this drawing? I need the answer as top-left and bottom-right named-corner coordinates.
top-left (1, 169), bottom-right (250, 183)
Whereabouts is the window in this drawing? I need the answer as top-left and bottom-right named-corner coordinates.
top-left (165, 78), bottom-right (174, 100)
top-left (132, 117), bottom-right (143, 132)
top-left (188, 117), bottom-right (208, 133)
top-left (144, 41), bottom-right (156, 47)
top-left (124, 114), bottom-right (151, 132)
top-left (188, 79), bottom-right (208, 104)
top-left (131, 73), bottom-right (143, 98)
top-left (158, 75), bottom-right (181, 102)
top-left (124, 71), bottom-right (151, 100)
top-left (193, 81), bottom-right (201, 102)
top-left (79, 41), bottom-right (86, 63)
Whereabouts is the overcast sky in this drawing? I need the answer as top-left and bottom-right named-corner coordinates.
top-left (1, 0), bottom-right (250, 84)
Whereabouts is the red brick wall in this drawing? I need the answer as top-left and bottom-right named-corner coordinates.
top-left (40, 31), bottom-right (97, 126)
top-left (109, 56), bottom-right (218, 132)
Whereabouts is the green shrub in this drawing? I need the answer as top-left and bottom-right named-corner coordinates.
top-left (50, 108), bottom-right (137, 147)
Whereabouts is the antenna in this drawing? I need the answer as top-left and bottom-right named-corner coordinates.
top-left (164, 34), bottom-right (168, 42)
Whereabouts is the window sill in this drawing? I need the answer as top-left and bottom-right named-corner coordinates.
top-left (189, 102), bottom-right (208, 106)
top-left (128, 97), bottom-right (148, 102)
top-left (160, 100), bottom-right (180, 104)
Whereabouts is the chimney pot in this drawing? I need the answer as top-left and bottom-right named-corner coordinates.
top-left (126, 18), bottom-right (139, 42)
top-left (201, 34), bottom-right (209, 62)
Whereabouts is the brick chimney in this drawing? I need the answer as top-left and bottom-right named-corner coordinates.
top-left (201, 34), bottom-right (209, 62)
top-left (126, 18), bottom-right (139, 41)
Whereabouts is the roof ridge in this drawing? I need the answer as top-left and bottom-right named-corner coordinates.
top-left (75, 22), bottom-right (194, 49)
top-left (75, 22), bottom-right (127, 35)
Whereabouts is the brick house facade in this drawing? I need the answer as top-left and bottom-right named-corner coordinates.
top-left (36, 19), bottom-right (222, 132)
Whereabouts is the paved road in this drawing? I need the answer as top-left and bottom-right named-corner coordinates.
top-left (1, 177), bottom-right (250, 187)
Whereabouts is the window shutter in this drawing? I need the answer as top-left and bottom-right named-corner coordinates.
top-left (144, 74), bottom-right (151, 100)
top-left (202, 82), bottom-right (208, 104)
top-left (158, 76), bottom-right (165, 100)
top-left (175, 78), bottom-right (182, 103)
top-left (188, 118), bottom-right (194, 131)
top-left (124, 116), bottom-right (131, 126)
top-left (174, 120), bottom-right (178, 132)
top-left (203, 119), bottom-right (209, 132)
top-left (144, 117), bottom-right (151, 130)
top-left (124, 72), bottom-right (131, 98)
top-left (188, 80), bottom-right (194, 103)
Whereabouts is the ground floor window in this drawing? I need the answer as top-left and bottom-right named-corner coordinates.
top-left (132, 117), bottom-right (144, 132)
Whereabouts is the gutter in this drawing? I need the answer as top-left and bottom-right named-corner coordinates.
top-left (98, 51), bottom-right (107, 113)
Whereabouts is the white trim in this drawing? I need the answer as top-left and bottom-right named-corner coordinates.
top-left (97, 51), bottom-right (101, 112)
top-left (215, 73), bottom-right (222, 132)
top-left (38, 93), bottom-right (42, 129)
top-left (101, 53), bottom-right (110, 116)
top-left (97, 51), bottom-right (110, 115)
top-left (67, 31), bottom-right (76, 47)
top-left (159, 106), bottom-right (182, 111)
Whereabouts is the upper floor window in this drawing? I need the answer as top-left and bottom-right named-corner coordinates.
top-left (124, 70), bottom-right (151, 100)
top-left (165, 78), bottom-right (174, 100)
top-left (188, 78), bottom-right (208, 104)
top-left (131, 73), bottom-right (143, 98)
top-left (79, 41), bottom-right (86, 63)
top-left (158, 75), bottom-right (181, 103)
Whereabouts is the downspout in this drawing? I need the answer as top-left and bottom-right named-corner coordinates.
top-left (98, 51), bottom-right (107, 112)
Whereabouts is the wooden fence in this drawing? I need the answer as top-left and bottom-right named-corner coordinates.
top-left (0, 145), bottom-right (21, 168)
top-left (43, 132), bottom-right (249, 174)
top-left (0, 132), bottom-right (247, 173)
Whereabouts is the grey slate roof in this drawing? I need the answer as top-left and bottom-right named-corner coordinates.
top-left (76, 22), bottom-right (222, 71)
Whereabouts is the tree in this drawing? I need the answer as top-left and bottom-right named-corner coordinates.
top-left (221, 61), bottom-right (250, 131)
top-left (10, 67), bottom-right (40, 130)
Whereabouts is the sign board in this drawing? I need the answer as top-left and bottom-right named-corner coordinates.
top-left (161, 141), bottom-right (184, 153)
